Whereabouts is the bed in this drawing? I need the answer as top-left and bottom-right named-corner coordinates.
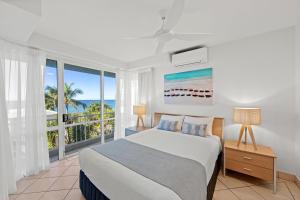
top-left (79, 113), bottom-right (224, 200)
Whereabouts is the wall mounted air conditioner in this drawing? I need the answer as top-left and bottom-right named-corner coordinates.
top-left (171, 47), bottom-right (208, 67)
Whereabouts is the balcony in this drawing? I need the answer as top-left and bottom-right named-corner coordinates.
top-left (47, 112), bottom-right (115, 162)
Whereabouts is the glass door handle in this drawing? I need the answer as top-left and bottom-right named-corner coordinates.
top-left (62, 114), bottom-right (69, 122)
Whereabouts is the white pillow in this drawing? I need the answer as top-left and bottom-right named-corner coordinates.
top-left (160, 115), bottom-right (184, 131)
top-left (183, 116), bottom-right (214, 136)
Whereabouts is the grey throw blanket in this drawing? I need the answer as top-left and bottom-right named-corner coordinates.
top-left (92, 139), bottom-right (207, 200)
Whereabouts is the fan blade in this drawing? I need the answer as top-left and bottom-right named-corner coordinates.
top-left (163, 0), bottom-right (185, 31)
top-left (173, 33), bottom-right (212, 40)
top-left (122, 35), bottom-right (155, 40)
top-left (155, 41), bottom-right (165, 54)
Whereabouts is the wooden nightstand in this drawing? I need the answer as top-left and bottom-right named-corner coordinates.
top-left (224, 140), bottom-right (277, 193)
top-left (125, 126), bottom-right (151, 136)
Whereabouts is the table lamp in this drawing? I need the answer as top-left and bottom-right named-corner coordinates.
top-left (233, 107), bottom-right (261, 150)
top-left (133, 105), bottom-right (146, 128)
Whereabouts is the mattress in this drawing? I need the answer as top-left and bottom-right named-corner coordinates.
top-left (79, 128), bottom-right (222, 200)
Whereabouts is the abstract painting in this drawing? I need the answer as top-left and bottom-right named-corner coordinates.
top-left (164, 68), bottom-right (213, 105)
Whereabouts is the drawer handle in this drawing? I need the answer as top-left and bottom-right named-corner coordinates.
top-left (243, 156), bottom-right (252, 160)
top-left (243, 168), bottom-right (252, 171)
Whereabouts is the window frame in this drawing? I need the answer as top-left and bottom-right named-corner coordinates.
top-left (45, 55), bottom-right (117, 160)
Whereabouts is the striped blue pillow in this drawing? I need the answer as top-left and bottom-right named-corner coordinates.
top-left (157, 120), bottom-right (178, 132)
top-left (182, 122), bottom-right (207, 137)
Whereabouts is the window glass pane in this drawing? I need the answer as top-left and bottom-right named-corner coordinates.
top-left (45, 59), bottom-right (59, 161)
top-left (48, 130), bottom-right (59, 162)
top-left (64, 122), bottom-right (101, 154)
top-left (104, 71), bottom-right (116, 119)
top-left (104, 71), bottom-right (116, 142)
top-left (64, 63), bottom-right (101, 147)
top-left (45, 59), bottom-right (58, 127)
top-left (104, 119), bottom-right (115, 142)
top-left (64, 64), bottom-right (101, 115)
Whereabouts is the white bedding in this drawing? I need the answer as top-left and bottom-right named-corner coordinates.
top-left (79, 128), bottom-right (221, 200)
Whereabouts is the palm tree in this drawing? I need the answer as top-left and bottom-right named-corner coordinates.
top-left (45, 85), bottom-right (58, 110)
top-left (45, 83), bottom-right (87, 146)
top-left (44, 83), bottom-right (86, 113)
top-left (63, 83), bottom-right (86, 113)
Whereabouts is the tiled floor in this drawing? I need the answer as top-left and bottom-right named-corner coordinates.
top-left (10, 154), bottom-right (300, 200)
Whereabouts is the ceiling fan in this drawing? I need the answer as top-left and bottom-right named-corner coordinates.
top-left (124, 0), bottom-right (211, 54)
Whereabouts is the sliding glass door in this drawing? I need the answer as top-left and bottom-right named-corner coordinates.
top-left (45, 59), bottom-right (116, 161)
top-left (103, 72), bottom-right (116, 141)
top-left (63, 63), bottom-right (102, 155)
top-left (45, 59), bottom-right (59, 161)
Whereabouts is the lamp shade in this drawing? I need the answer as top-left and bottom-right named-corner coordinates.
top-left (233, 107), bottom-right (261, 125)
top-left (133, 105), bottom-right (146, 115)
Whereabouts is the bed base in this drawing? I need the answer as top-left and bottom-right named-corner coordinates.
top-left (80, 153), bottom-right (222, 200)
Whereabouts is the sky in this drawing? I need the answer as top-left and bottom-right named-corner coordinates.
top-left (45, 65), bottom-right (116, 100)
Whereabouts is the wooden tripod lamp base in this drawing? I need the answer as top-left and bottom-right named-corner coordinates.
top-left (136, 115), bottom-right (145, 128)
top-left (237, 125), bottom-right (257, 150)
top-left (133, 105), bottom-right (146, 128)
top-left (233, 107), bottom-right (261, 151)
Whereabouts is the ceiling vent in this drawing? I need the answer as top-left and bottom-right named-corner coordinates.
top-left (171, 47), bottom-right (208, 67)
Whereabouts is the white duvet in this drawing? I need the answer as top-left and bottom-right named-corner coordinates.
top-left (79, 128), bottom-right (221, 200)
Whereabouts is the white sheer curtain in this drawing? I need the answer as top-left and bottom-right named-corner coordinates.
top-left (115, 70), bottom-right (138, 139)
top-left (0, 40), bottom-right (49, 198)
top-left (0, 56), bottom-right (16, 200)
top-left (115, 68), bottom-right (153, 139)
top-left (138, 69), bottom-right (153, 127)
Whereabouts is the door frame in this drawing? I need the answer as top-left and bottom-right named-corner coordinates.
top-left (57, 59), bottom-right (65, 159)
top-left (46, 56), bottom-right (117, 160)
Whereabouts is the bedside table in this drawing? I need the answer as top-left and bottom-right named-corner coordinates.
top-left (125, 126), bottom-right (151, 136)
top-left (224, 140), bottom-right (277, 192)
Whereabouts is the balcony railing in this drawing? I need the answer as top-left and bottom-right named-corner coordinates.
top-left (47, 112), bottom-right (115, 161)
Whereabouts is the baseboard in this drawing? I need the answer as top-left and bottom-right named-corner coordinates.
top-left (277, 171), bottom-right (300, 189)
top-left (296, 176), bottom-right (300, 190)
top-left (277, 171), bottom-right (296, 182)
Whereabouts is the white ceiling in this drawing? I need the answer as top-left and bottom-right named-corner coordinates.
top-left (2, 0), bottom-right (41, 16)
top-left (1, 0), bottom-right (300, 63)
top-left (0, 1), bottom-right (40, 42)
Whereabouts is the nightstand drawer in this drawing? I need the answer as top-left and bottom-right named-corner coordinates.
top-left (226, 159), bottom-right (273, 180)
top-left (226, 149), bottom-right (273, 169)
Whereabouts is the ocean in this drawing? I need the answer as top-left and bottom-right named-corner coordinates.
top-left (67, 99), bottom-right (115, 113)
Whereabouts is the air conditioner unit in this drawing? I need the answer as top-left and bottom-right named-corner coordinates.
top-left (171, 47), bottom-right (208, 67)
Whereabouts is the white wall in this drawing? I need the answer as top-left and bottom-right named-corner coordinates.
top-left (149, 28), bottom-right (296, 174)
top-left (2, 0), bottom-right (41, 16)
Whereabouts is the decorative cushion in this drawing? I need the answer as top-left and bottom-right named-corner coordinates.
top-left (182, 122), bottom-right (207, 137)
top-left (183, 116), bottom-right (214, 136)
top-left (157, 120), bottom-right (178, 132)
top-left (160, 115), bottom-right (184, 131)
